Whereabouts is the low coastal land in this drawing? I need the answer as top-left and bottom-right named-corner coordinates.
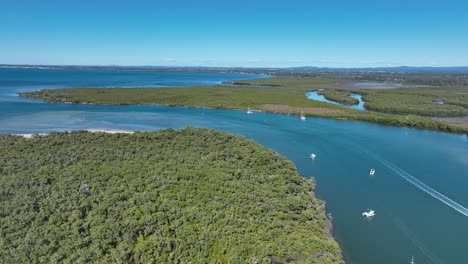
top-left (0, 128), bottom-right (341, 263)
top-left (21, 77), bottom-right (468, 133)
top-left (318, 86), bottom-right (468, 116)
top-left (317, 86), bottom-right (468, 130)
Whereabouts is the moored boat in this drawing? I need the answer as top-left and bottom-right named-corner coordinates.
top-left (362, 209), bottom-right (375, 218)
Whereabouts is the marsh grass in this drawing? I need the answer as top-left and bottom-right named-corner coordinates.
top-left (21, 77), bottom-right (468, 133)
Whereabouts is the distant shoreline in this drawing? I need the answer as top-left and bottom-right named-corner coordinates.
top-left (0, 64), bottom-right (276, 75)
top-left (14, 129), bottom-right (134, 138)
top-left (3, 64), bottom-right (468, 72)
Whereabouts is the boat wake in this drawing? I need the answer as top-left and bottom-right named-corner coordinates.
top-left (374, 155), bottom-right (468, 217)
top-left (342, 138), bottom-right (468, 217)
top-left (393, 216), bottom-right (443, 264)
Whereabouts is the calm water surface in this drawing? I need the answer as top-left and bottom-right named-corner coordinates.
top-left (1, 69), bottom-right (468, 264)
top-left (306, 90), bottom-right (366, 111)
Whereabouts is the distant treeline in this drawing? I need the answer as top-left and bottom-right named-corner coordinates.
top-left (276, 71), bottom-right (468, 87)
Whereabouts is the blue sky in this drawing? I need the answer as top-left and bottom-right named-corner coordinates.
top-left (1, 0), bottom-right (468, 67)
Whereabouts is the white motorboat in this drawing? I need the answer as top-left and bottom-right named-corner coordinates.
top-left (310, 153), bottom-right (316, 160)
top-left (410, 256), bottom-right (415, 264)
top-left (300, 110), bottom-right (306, 120)
top-left (369, 168), bottom-right (375, 176)
top-left (362, 209), bottom-right (375, 218)
top-left (247, 107), bottom-right (253, 114)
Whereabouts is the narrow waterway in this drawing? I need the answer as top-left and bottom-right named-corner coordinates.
top-left (306, 90), bottom-right (366, 111)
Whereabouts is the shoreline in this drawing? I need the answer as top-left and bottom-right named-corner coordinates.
top-left (15, 92), bottom-right (468, 135)
top-left (14, 129), bottom-right (135, 138)
top-left (17, 77), bottom-right (468, 134)
top-left (10, 100), bottom-right (466, 138)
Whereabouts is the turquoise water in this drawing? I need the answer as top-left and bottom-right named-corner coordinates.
top-left (0, 68), bottom-right (268, 98)
top-left (1, 69), bottom-right (468, 263)
top-left (306, 90), bottom-right (366, 111)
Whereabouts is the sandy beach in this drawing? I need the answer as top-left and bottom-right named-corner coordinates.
top-left (14, 129), bottom-right (135, 138)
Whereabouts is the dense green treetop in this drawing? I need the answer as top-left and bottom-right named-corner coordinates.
top-left (0, 128), bottom-right (341, 263)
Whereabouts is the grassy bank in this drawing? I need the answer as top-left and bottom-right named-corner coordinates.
top-left (357, 87), bottom-right (468, 116)
top-left (20, 77), bottom-right (468, 133)
top-left (0, 128), bottom-right (341, 263)
top-left (22, 77), bottom-right (338, 109)
top-left (315, 86), bottom-right (468, 117)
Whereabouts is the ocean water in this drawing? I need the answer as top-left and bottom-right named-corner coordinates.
top-left (0, 68), bottom-right (268, 98)
top-left (1, 68), bottom-right (468, 264)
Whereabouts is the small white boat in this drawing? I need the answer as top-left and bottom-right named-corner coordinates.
top-left (247, 107), bottom-right (253, 114)
top-left (362, 209), bottom-right (375, 218)
top-left (369, 169), bottom-right (375, 176)
top-left (410, 256), bottom-right (415, 264)
top-left (300, 110), bottom-right (306, 120)
top-left (309, 153), bottom-right (316, 160)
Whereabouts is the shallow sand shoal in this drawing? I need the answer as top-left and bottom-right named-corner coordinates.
top-left (14, 129), bottom-right (135, 138)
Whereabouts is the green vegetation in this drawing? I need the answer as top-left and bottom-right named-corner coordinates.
top-left (21, 77), bottom-right (468, 133)
top-left (278, 68), bottom-right (468, 87)
top-left (0, 128), bottom-right (341, 263)
top-left (21, 77), bottom-right (338, 110)
top-left (224, 81), bottom-right (280, 87)
top-left (317, 89), bottom-right (359, 105)
top-left (356, 87), bottom-right (468, 116)
top-left (311, 86), bottom-right (468, 116)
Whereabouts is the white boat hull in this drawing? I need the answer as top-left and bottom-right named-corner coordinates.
top-left (362, 210), bottom-right (375, 218)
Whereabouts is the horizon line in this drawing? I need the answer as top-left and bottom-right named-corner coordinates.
top-left (2, 63), bottom-right (468, 70)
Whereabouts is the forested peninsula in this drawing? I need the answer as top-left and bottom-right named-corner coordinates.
top-left (0, 128), bottom-right (341, 263)
top-left (20, 77), bottom-right (468, 133)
